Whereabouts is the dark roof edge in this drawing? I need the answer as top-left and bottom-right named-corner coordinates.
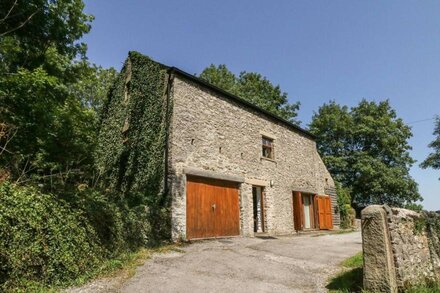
top-left (167, 67), bottom-right (316, 140)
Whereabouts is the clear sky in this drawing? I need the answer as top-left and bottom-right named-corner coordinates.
top-left (82, 0), bottom-right (440, 210)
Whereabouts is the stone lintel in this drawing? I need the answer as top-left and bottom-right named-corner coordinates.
top-left (183, 167), bottom-right (245, 183)
top-left (291, 186), bottom-right (319, 195)
top-left (245, 178), bottom-right (268, 186)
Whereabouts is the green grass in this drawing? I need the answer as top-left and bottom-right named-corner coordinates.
top-left (90, 244), bottom-right (184, 281)
top-left (73, 244), bottom-right (184, 287)
top-left (326, 252), bottom-right (363, 293)
top-left (405, 283), bottom-right (440, 293)
top-left (341, 252), bottom-right (363, 268)
top-left (4, 244), bottom-right (184, 293)
top-left (326, 252), bottom-right (440, 293)
top-left (312, 229), bottom-right (357, 237)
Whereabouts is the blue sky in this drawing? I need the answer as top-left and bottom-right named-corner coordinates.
top-left (82, 0), bottom-right (440, 209)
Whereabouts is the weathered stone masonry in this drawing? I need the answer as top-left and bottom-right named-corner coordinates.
top-left (100, 52), bottom-right (339, 242)
top-left (362, 205), bottom-right (440, 292)
top-left (168, 74), bottom-right (338, 240)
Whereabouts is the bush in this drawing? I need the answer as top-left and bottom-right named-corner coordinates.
top-left (0, 181), bottom-right (157, 291)
top-left (0, 182), bottom-right (104, 290)
top-left (336, 183), bottom-right (355, 229)
top-left (66, 189), bottom-right (149, 255)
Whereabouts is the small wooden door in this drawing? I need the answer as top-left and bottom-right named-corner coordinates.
top-left (293, 191), bottom-right (303, 231)
top-left (186, 176), bottom-right (240, 239)
top-left (316, 195), bottom-right (333, 230)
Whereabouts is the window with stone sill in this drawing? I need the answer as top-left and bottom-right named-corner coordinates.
top-left (262, 136), bottom-right (274, 159)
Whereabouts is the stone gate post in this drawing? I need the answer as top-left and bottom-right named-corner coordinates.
top-left (361, 205), bottom-right (397, 292)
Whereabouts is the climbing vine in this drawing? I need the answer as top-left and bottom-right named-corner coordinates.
top-left (421, 212), bottom-right (440, 264)
top-left (95, 51), bottom-right (171, 242)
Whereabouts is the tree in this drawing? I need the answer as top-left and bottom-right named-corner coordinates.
top-left (199, 64), bottom-right (300, 123)
top-left (0, 0), bottom-right (115, 189)
top-left (309, 100), bottom-right (421, 208)
top-left (421, 116), bottom-right (440, 178)
top-left (0, 0), bottom-right (93, 69)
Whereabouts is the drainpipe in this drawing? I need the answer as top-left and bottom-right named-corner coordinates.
top-left (163, 71), bottom-right (174, 196)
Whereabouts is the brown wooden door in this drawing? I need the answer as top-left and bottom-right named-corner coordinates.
top-left (293, 191), bottom-right (303, 231)
top-left (186, 176), bottom-right (240, 239)
top-left (316, 195), bottom-right (333, 230)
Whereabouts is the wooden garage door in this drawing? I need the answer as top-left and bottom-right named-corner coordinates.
top-left (316, 195), bottom-right (333, 230)
top-left (186, 176), bottom-right (240, 239)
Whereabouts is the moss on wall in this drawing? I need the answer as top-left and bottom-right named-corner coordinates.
top-left (95, 51), bottom-right (171, 242)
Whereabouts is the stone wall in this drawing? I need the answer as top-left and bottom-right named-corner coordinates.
top-left (362, 205), bottom-right (440, 292)
top-left (169, 74), bottom-right (337, 240)
top-left (389, 208), bottom-right (437, 288)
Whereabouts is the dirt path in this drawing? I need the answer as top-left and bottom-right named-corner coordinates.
top-left (120, 231), bottom-right (361, 293)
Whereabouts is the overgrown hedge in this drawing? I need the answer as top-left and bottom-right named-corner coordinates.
top-left (0, 182), bottom-right (150, 291)
top-left (0, 183), bottom-right (102, 290)
top-left (0, 52), bottom-right (172, 290)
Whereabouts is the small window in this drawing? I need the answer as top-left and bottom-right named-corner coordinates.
top-left (262, 136), bottom-right (274, 159)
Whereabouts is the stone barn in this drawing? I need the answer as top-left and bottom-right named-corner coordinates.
top-left (100, 52), bottom-right (339, 241)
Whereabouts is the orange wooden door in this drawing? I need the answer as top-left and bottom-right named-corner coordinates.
top-left (316, 195), bottom-right (333, 230)
top-left (293, 191), bottom-right (303, 231)
top-left (186, 176), bottom-right (240, 239)
top-left (325, 196), bottom-right (333, 229)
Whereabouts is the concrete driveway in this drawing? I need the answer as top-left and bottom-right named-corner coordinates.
top-left (122, 231), bottom-right (362, 293)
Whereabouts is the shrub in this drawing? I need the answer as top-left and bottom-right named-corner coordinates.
top-left (70, 189), bottom-right (152, 251)
top-left (0, 182), bottom-right (104, 290)
top-left (336, 183), bottom-right (355, 229)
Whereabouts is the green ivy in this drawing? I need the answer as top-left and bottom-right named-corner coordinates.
top-left (0, 182), bottom-right (104, 290)
top-left (422, 212), bottom-right (440, 261)
top-left (95, 51), bottom-right (171, 243)
top-left (413, 217), bottom-right (427, 235)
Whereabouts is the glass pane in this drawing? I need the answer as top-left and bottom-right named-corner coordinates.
top-left (303, 196), bottom-right (311, 229)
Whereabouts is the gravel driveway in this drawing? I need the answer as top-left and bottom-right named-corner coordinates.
top-left (121, 231), bottom-right (361, 293)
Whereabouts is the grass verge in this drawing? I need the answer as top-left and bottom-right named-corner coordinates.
top-left (326, 252), bottom-right (363, 293)
top-left (405, 283), bottom-right (440, 293)
top-left (326, 252), bottom-right (440, 293)
top-left (311, 229), bottom-right (357, 237)
top-left (7, 244), bottom-right (184, 293)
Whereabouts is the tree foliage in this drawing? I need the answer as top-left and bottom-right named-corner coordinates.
top-left (0, 0), bottom-right (93, 68)
top-left (199, 64), bottom-right (300, 123)
top-left (0, 1), bottom-right (149, 290)
top-left (421, 116), bottom-right (440, 178)
top-left (0, 0), bottom-right (166, 292)
top-left (309, 100), bottom-right (421, 208)
top-left (0, 0), bottom-right (116, 189)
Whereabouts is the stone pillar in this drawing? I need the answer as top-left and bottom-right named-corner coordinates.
top-left (361, 205), bottom-right (397, 293)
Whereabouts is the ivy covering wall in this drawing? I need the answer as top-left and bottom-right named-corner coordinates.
top-left (95, 51), bottom-right (171, 242)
